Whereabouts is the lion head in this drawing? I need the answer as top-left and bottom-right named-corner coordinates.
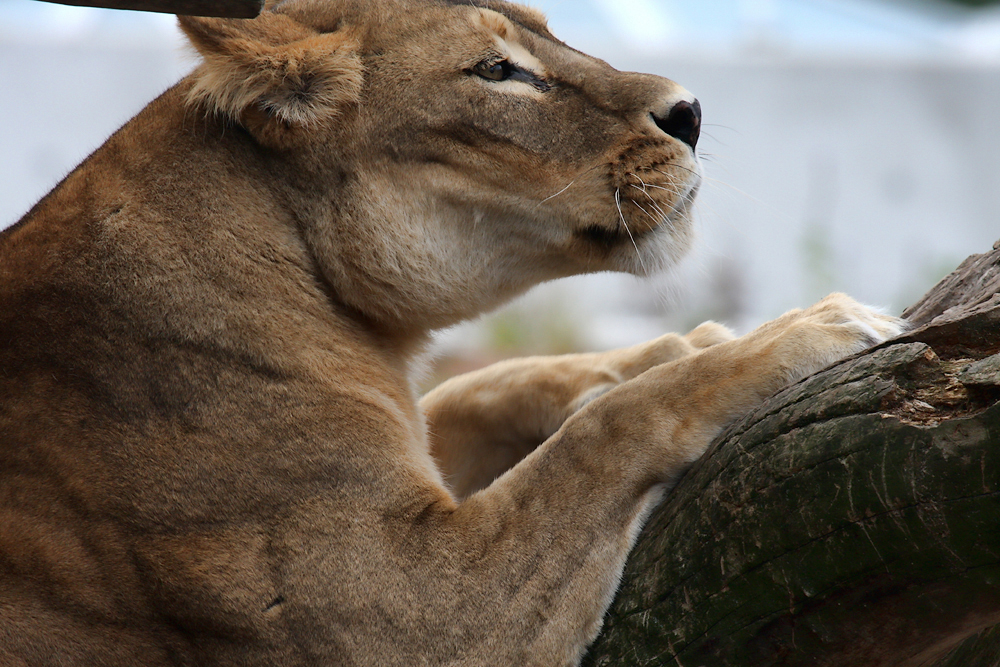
top-left (179, 0), bottom-right (701, 333)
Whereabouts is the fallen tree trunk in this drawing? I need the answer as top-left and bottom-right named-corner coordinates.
top-left (584, 241), bottom-right (1000, 667)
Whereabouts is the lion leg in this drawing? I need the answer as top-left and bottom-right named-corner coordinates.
top-left (427, 295), bottom-right (904, 666)
top-left (421, 322), bottom-right (734, 498)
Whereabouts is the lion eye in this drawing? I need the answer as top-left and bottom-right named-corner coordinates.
top-left (472, 59), bottom-right (513, 82)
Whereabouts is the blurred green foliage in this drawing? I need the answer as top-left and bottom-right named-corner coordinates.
top-left (483, 300), bottom-right (583, 356)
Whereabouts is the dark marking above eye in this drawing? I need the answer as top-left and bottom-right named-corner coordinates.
top-left (264, 595), bottom-right (285, 613)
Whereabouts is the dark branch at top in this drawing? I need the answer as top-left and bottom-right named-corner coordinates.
top-left (34, 0), bottom-right (263, 18)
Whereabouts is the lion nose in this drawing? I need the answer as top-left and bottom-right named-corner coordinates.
top-left (652, 99), bottom-right (701, 151)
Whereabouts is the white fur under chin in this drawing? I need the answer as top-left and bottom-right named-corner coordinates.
top-left (618, 166), bottom-right (700, 278)
top-left (621, 214), bottom-right (697, 279)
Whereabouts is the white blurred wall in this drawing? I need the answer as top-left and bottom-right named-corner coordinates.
top-left (1, 8), bottom-right (189, 226)
top-left (634, 53), bottom-right (1000, 326)
top-left (2, 0), bottom-right (999, 356)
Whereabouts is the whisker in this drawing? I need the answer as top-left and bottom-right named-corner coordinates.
top-left (539, 179), bottom-right (577, 205)
top-left (628, 178), bottom-right (674, 220)
top-left (633, 174), bottom-right (671, 195)
top-left (615, 188), bottom-right (646, 273)
top-left (537, 163), bottom-right (603, 207)
top-left (701, 122), bottom-right (741, 134)
top-left (651, 164), bottom-right (701, 179)
top-left (630, 197), bottom-right (659, 225)
top-left (650, 167), bottom-right (756, 211)
top-left (629, 182), bottom-right (658, 203)
top-left (701, 175), bottom-right (773, 209)
top-left (637, 181), bottom-right (680, 196)
top-left (643, 192), bottom-right (670, 220)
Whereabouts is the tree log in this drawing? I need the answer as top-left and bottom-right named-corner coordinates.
top-left (584, 240), bottom-right (1000, 667)
top-left (33, 0), bottom-right (262, 18)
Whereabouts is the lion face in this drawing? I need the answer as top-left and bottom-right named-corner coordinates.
top-left (180, 0), bottom-right (701, 331)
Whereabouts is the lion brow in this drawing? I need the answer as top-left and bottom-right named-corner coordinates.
top-left (445, 0), bottom-right (553, 38)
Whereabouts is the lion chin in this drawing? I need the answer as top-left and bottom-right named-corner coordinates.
top-left (0, 0), bottom-right (905, 665)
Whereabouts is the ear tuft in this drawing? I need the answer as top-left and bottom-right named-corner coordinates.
top-left (179, 13), bottom-right (363, 127)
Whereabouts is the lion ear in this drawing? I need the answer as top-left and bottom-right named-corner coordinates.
top-left (178, 14), bottom-right (363, 128)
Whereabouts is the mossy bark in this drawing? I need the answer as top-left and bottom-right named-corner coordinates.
top-left (584, 241), bottom-right (1000, 667)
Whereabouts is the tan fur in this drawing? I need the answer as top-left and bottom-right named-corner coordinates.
top-left (185, 18), bottom-right (363, 126)
top-left (0, 1), bottom-right (905, 665)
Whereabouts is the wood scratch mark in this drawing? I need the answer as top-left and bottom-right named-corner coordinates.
top-left (666, 639), bottom-right (687, 667)
top-left (859, 520), bottom-right (891, 574)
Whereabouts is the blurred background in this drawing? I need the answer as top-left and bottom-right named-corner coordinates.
top-left (2, 0), bottom-right (1000, 379)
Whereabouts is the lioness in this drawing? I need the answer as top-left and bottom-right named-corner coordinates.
top-left (0, 0), bottom-right (903, 664)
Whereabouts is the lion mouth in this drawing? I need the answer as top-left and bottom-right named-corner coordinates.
top-left (576, 222), bottom-right (634, 247)
top-left (576, 176), bottom-right (698, 247)
top-left (597, 152), bottom-right (700, 243)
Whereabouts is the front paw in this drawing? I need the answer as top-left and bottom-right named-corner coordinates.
top-left (762, 293), bottom-right (908, 385)
top-left (684, 321), bottom-right (736, 349)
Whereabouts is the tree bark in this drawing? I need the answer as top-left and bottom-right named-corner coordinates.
top-left (584, 240), bottom-right (1000, 667)
top-left (33, 0), bottom-right (262, 18)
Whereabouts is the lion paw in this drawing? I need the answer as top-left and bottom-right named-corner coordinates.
top-left (764, 293), bottom-right (909, 385)
top-left (684, 321), bottom-right (737, 349)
